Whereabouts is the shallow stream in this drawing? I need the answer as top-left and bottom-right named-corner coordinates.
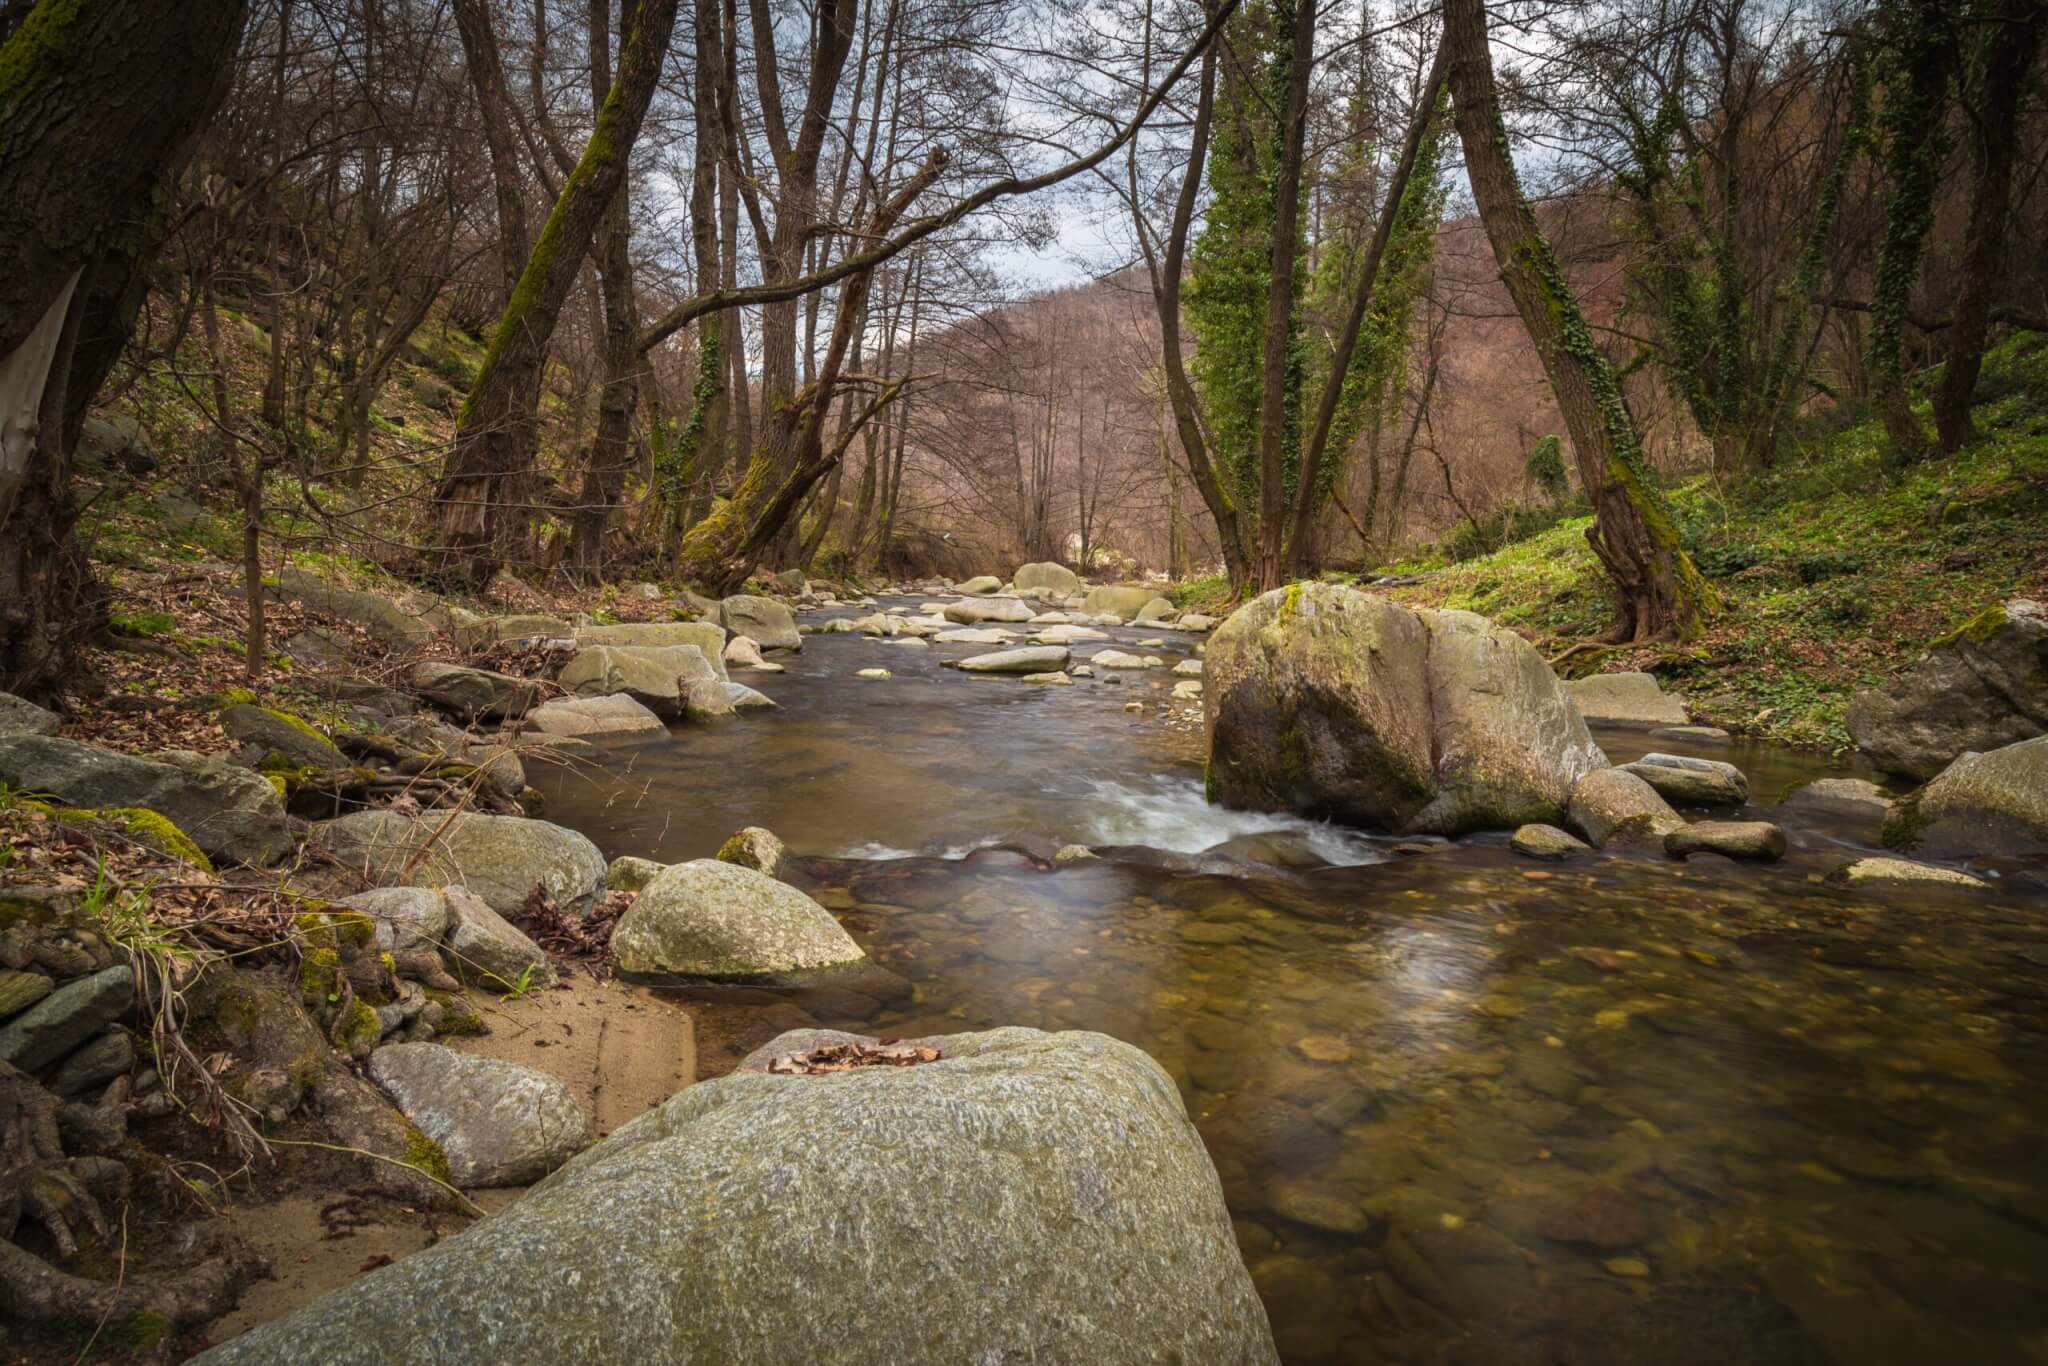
top-left (534, 597), bottom-right (2048, 1366)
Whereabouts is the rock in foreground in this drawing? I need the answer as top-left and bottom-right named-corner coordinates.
top-left (1204, 584), bottom-right (1605, 835)
top-left (0, 735), bottom-right (290, 865)
top-left (198, 1027), bottom-right (1277, 1365)
top-left (368, 1043), bottom-right (590, 1187)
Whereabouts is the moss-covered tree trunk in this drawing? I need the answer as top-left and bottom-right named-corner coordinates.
top-left (432, 0), bottom-right (679, 588)
top-left (0, 0), bottom-right (249, 698)
top-left (1932, 0), bottom-right (2041, 453)
top-left (1442, 0), bottom-right (1717, 642)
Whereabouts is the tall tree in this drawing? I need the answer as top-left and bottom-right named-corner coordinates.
top-left (433, 0), bottom-right (680, 587)
top-left (1932, 0), bottom-right (2044, 451)
top-left (0, 0), bottom-right (251, 696)
top-left (1442, 0), bottom-right (1717, 641)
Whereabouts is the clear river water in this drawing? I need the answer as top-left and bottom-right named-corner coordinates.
top-left (532, 596), bottom-right (2048, 1366)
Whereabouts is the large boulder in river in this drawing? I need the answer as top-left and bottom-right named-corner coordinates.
top-left (1204, 584), bottom-right (1606, 835)
top-left (717, 595), bottom-right (800, 652)
top-left (1084, 584), bottom-right (1162, 622)
top-left (610, 859), bottom-right (863, 980)
top-left (1846, 598), bottom-right (2048, 779)
top-left (1013, 561), bottom-right (1080, 594)
top-left (0, 735), bottom-right (290, 865)
top-left (558, 643), bottom-right (715, 717)
top-left (309, 810), bottom-right (606, 917)
top-left (577, 620), bottom-right (728, 679)
top-left (1883, 734), bottom-right (2048, 858)
top-left (949, 645), bottom-right (1070, 675)
top-left (195, 1026), bottom-right (1277, 1365)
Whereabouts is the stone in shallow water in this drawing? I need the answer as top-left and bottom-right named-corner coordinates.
top-left (1665, 820), bottom-right (1787, 861)
top-left (1826, 857), bottom-right (1987, 890)
top-left (1511, 823), bottom-right (1588, 859)
top-left (950, 645), bottom-right (1070, 674)
top-left (1541, 1186), bottom-right (1649, 1250)
top-left (1783, 777), bottom-right (1890, 822)
top-left (610, 859), bottom-right (864, 980)
top-left (1567, 768), bottom-right (1682, 847)
top-left (1621, 752), bottom-right (1749, 805)
top-left (198, 1027), bottom-right (1278, 1365)
top-left (1292, 1034), bottom-right (1352, 1064)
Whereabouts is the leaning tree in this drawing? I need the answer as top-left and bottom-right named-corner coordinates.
top-left (0, 0), bottom-right (253, 697)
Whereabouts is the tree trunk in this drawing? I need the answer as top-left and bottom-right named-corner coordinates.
top-left (1250, 0), bottom-right (1315, 591)
top-left (1441, 0), bottom-right (1716, 641)
top-left (0, 0), bottom-right (250, 697)
top-left (1932, 0), bottom-right (2042, 452)
top-left (432, 0), bottom-right (680, 588)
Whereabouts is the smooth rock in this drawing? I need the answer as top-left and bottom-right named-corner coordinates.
top-left (519, 694), bottom-right (667, 738)
top-left (0, 736), bottom-right (290, 865)
top-left (1134, 597), bottom-right (1177, 624)
top-left (411, 662), bottom-right (540, 722)
top-left (683, 677), bottom-right (738, 722)
top-left (559, 644), bottom-right (716, 718)
top-left (0, 969), bottom-right (54, 1021)
top-left (607, 855), bottom-right (668, 891)
top-left (1648, 724), bottom-right (1732, 745)
top-left (268, 567), bottom-right (437, 650)
top-left (1028, 624), bottom-right (1108, 644)
top-left (1565, 672), bottom-right (1689, 727)
top-left (1621, 752), bottom-right (1749, 805)
top-left (723, 635), bottom-right (767, 670)
top-left (951, 646), bottom-right (1070, 675)
top-left (1511, 824), bottom-right (1589, 859)
top-left (309, 810), bottom-right (606, 917)
top-left (856, 668), bottom-right (892, 680)
top-left (715, 827), bottom-right (786, 879)
top-left (722, 682), bottom-right (776, 709)
top-left (611, 860), bottom-right (864, 980)
top-left (1173, 658), bottom-right (1204, 677)
top-left (717, 595), bottom-right (801, 652)
top-left (1567, 768), bottom-right (1685, 847)
top-left (1021, 672), bottom-right (1073, 686)
top-left (1082, 585), bottom-right (1161, 621)
top-left (337, 887), bottom-right (449, 958)
top-left (198, 1027), bottom-right (1277, 1365)
top-left (1665, 820), bottom-right (1787, 861)
top-left (942, 597), bottom-right (1034, 625)
top-left (1012, 562), bottom-right (1081, 594)
top-left (933, 628), bottom-right (1016, 645)
top-left (1091, 650), bottom-right (1159, 670)
top-left (0, 690), bottom-right (61, 737)
top-left (1783, 777), bottom-right (1891, 823)
top-left (369, 1043), bottom-right (590, 1187)
top-left (1885, 735), bottom-right (2048, 858)
top-left (1847, 599), bottom-right (2047, 778)
top-left (0, 965), bottom-right (134, 1071)
top-left (1205, 584), bottom-right (1606, 836)
top-left (442, 886), bottom-right (557, 992)
top-left (957, 575), bottom-right (1003, 594)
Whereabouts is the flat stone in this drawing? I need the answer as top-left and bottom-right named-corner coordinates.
top-left (0, 736), bottom-right (290, 865)
top-left (199, 1027), bottom-right (1277, 1365)
top-left (1665, 820), bottom-right (1787, 861)
top-left (856, 668), bottom-right (891, 680)
top-left (369, 1043), bottom-right (590, 1187)
top-left (1090, 650), bottom-right (1158, 670)
top-left (942, 597), bottom-right (1034, 625)
top-left (933, 628), bottom-right (1016, 645)
top-left (49, 1029), bottom-right (134, 1096)
top-left (722, 682), bottom-right (775, 710)
top-left (0, 969), bottom-right (54, 1021)
top-left (0, 965), bottom-right (134, 1071)
top-left (1622, 752), bottom-right (1749, 805)
top-left (309, 810), bottom-right (606, 917)
top-left (1566, 672), bottom-right (1689, 727)
top-left (951, 646), bottom-right (1070, 674)
top-left (1648, 725), bottom-right (1732, 745)
top-left (1027, 624), bottom-right (1108, 644)
top-left (1542, 1187), bottom-right (1649, 1249)
top-left (1020, 672), bottom-right (1072, 686)
top-left (1826, 857), bottom-right (1989, 890)
top-left (519, 694), bottom-right (667, 738)
top-left (579, 622), bottom-right (729, 678)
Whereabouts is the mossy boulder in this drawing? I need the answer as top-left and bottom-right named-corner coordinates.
top-left (1846, 598), bottom-right (2047, 779)
top-left (1204, 584), bottom-right (1606, 836)
top-left (219, 703), bottom-right (344, 769)
top-left (715, 826), bottom-right (785, 879)
top-left (53, 806), bottom-right (212, 870)
top-left (194, 1027), bottom-right (1277, 1364)
top-left (1883, 735), bottom-right (2048, 858)
top-left (0, 736), bottom-right (290, 865)
top-left (307, 810), bottom-right (606, 917)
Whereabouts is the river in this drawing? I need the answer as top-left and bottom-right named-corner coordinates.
top-left (533, 595), bottom-right (2048, 1366)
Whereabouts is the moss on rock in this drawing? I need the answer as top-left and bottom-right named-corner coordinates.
top-left (53, 806), bottom-right (213, 870)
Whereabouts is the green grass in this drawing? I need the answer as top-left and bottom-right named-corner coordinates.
top-left (1383, 336), bottom-right (2048, 750)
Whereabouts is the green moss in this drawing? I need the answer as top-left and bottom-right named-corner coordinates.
top-left (1934, 601), bottom-right (2008, 648)
top-left (220, 686), bottom-right (259, 707)
top-left (1278, 582), bottom-right (1304, 627)
top-left (436, 1009), bottom-right (487, 1037)
top-left (299, 947), bottom-right (340, 1005)
top-left (53, 807), bottom-right (212, 870)
top-left (97, 1308), bottom-right (173, 1352)
top-left (517, 786), bottom-right (545, 816)
top-left (265, 773), bottom-right (288, 797)
top-left (338, 998), bottom-right (381, 1052)
top-left (403, 1122), bottom-right (453, 1187)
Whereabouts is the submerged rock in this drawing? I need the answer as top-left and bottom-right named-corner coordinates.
top-left (309, 810), bottom-right (606, 917)
top-left (0, 735), bottom-right (290, 865)
top-left (1564, 672), bottom-right (1688, 727)
top-left (1511, 824), bottom-right (1589, 860)
top-left (1847, 598), bottom-right (2048, 779)
top-left (950, 645), bottom-right (1070, 675)
top-left (1621, 752), bottom-right (1749, 805)
top-left (369, 1043), bottom-right (590, 1187)
top-left (610, 860), bottom-right (864, 980)
top-left (1826, 857), bottom-right (1988, 890)
top-left (1665, 820), bottom-right (1788, 862)
top-left (198, 1027), bottom-right (1276, 1364)
top-left (1783, 777), bottom-right (1891, 825)
top-left (1884, 734), bottom-right (2048, 858)
top-left (1204, 584), bottom-right (1605, 836)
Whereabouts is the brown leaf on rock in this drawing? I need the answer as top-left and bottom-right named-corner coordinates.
top-left (766, 1042), bottom-right (941, 1075)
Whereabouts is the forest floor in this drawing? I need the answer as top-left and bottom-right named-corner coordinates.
top-left (1181, 336), bottom-right (2048, 752)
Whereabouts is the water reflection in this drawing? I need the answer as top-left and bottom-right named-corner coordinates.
top-left (534, 600), bottom-right (2048, 1365)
